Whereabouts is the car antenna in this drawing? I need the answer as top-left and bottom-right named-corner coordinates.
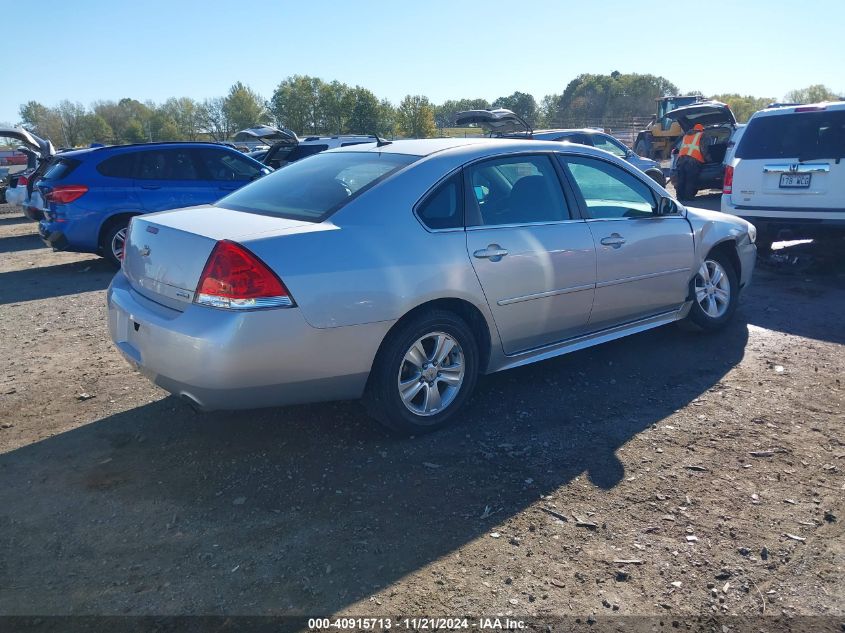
top-left (372, 133), bottom-right (392, 147)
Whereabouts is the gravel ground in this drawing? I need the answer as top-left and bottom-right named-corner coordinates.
top-left (0, 200), bottom-right (843, 628)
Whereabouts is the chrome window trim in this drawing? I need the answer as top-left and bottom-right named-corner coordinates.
top-left (762, 164), bottom-right (831, 174)
top-left (465, 218), bottom-right (588, 231)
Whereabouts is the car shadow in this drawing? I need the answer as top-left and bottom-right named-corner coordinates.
top-left (0, 214), bottom-right (34, 227)
top-left (0, 232), bottom-right (48, 254)
top-left (743, 240), bottom-right (845, 345)
top-left (0, 259), bottom-right (114, 305)
top-left (0, 316), bottom-right (750, 615)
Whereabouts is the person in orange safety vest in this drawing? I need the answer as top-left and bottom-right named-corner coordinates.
top-left (675, 123), bottom-right (710, 201)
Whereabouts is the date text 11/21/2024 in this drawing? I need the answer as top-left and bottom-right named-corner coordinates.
top-left (307, 617), bottom-right (526, 630)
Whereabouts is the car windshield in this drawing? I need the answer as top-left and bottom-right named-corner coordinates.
top-left (736, 110), bottom-right (845, 160)
top-left (216, 151), bottom-right (418, 221)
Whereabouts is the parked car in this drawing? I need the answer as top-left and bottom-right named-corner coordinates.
top-left (38, 142), bottom-right (270, 266)
top-left (455, 109), bottom-right (666, 185)
top-left (260, 134), bottom-right (379, 170)
top-left (0, 127), bottom-right (55, 214)
top-left (108, 138), bottom-right (756, 434)
top-left (666, 102), bottom-right (737, 194)
top-left (722, 101), bottom-right (845, 251)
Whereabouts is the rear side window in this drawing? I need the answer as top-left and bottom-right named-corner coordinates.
top-left (416, 172), bottom-right (463, 230)
top-left (196, 149), bottom-right (263, 181)
top-left (737, 110), bottom-right (845, 160)
top-left (42, 158), bottom-right (80, 181)
top-left (217, 151), bottom-right (417, 221)
top-left (97, 153), bottom-right (135, 178)
top-left (135, 149), bottom-right (201, 180)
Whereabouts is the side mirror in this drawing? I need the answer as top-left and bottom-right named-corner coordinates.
top-left (626, 148), bottom-right (635, 158)
top-left (658, 197), bottom-right (679, 216)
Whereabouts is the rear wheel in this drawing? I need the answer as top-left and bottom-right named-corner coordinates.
top-left (101, 220), bottom-right (129, 268)
top-left (365, 310), bottom-right (479, 435)
top-left (686, 252), bottom-right (738, 330)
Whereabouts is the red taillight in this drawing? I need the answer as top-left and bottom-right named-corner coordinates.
top-left (195, 240), bottom-right (293, 310)
top-left (723, 165), bottom-right (734, 195)
top-left (18, 175), bottom-right (29, 186)
top-left (46, 184), bottom-right (88, 204)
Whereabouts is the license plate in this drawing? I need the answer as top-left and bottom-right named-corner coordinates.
top-left (779, 173), bottom-right (811, 188)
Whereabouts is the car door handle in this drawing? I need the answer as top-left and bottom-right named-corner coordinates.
top-left (600, 234), bottom-right (626, 248)
top-left (140, 185), bottom-right (161, 190)
top-left (473, 245), bottom-right (508, 262)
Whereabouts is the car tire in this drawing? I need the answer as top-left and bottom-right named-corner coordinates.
top-left (645, 169), bottom-right (666, 187)
top-left (101, 220), bottom-right (129, 268)
top-left (686, 251), bottom-right (739, 331)
top-left (364, 310), bottom-right (479, 435)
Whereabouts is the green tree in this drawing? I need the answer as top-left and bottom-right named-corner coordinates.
top-left (79, 114), bottom-right (113, 144)
top-left (197, 97), bottom-right (231, 141)
top-left (318, 80), bottom-right (352, 134)
top-left (553, 72), bottom-right (679, 125)
top-left (710, 93), bottom-right (773, 123)
top-left (224, 82), bottom-right (269, 133)
top-left (784, 84), bottom-right (842, 104)
top-left (346, 87), bottom-right (383, 135)
top-left (378, 99), bottom-right (396, 137)
top-left (270, 75), bottom-right (324, 134)
top-left (160, 97), bottom-right (202, 140)
top-left (492, 92), bottom-right (538, 127)
top-left (18, 101), bottom-right (64, 143)
top-left (396, 95), bottom-right (436, 138)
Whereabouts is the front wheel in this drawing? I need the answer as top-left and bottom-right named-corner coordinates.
top-left (686, 253), bottom-right (739, 330)
top-left (364, 310), bottom-right (479, 434)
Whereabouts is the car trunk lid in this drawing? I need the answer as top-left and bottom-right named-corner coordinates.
top-left (454, 108), bottom-right (532, 134)
top-left (0, 127), bottom-right (56, 159)
top-left (123, 206), bottom-right (313, 311)
top-left (664, 102), bottom-right (736, 132)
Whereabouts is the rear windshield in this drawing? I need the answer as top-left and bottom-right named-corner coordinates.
top-left (736, 110), bottom-right (845, 160)
top-left (42, 158), bottom-right (81, 181)
top-left (216, 151), bottom-right (417, 221)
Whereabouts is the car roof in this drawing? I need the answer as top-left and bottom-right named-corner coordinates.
top-left (750, 101), bottom-right (845, 119)
top-left (52, 141), bottom-right (248, 160)
top-left (329, 137), bottom-right (620, 163)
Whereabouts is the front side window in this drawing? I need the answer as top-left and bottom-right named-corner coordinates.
top-left (561, 156), bottom-right (656, 219)
top-left (217, 151), bottom-right (417, 221)
top-left (466, 155), bottom-right (570, 226)
top-left (197, 149), bottom-right (262, 181)
top-left (416, 172), bottom-right (463, 230)
top-left (591, 134), bottom-right (628, 158)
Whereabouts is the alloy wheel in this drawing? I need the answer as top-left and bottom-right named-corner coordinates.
top-left (397, 331), bottom-right (465, 416)
top-left (694, 259), bottom-right (731, 318)
top-left (111, 227), bottom-right (127, 261)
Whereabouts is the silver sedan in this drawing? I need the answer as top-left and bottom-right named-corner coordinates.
top-left (108, 138), bottom-right (756, 434)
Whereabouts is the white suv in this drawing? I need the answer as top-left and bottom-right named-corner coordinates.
top-left (721, 102), bottom-right (845, 251)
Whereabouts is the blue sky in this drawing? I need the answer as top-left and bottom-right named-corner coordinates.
top-left (3, 0), bottom-right (842, 124)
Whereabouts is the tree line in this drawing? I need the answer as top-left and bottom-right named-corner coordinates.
top-left (14, 73), bottom-right (842, 148)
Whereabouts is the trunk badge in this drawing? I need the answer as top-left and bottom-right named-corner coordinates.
top-left (139, 246), bottom-right (151, 257)
top-left (146, 226), bottom-right (159, 234)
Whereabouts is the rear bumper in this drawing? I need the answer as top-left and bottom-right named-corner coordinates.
top-left (38, 221), bottom-right (70, 250)
top-left (107, 272), bottom-right (391, 411)
top-left (23, 204), bottom-right (44, 221)
top-left (721, 198), bottom-right (845, 234)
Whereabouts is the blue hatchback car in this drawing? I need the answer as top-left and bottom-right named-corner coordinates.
top-left (37, 142), bottom-right (270, 265)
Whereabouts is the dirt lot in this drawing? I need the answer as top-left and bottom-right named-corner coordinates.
top-left (0, 197), bottom-right (843, 628)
